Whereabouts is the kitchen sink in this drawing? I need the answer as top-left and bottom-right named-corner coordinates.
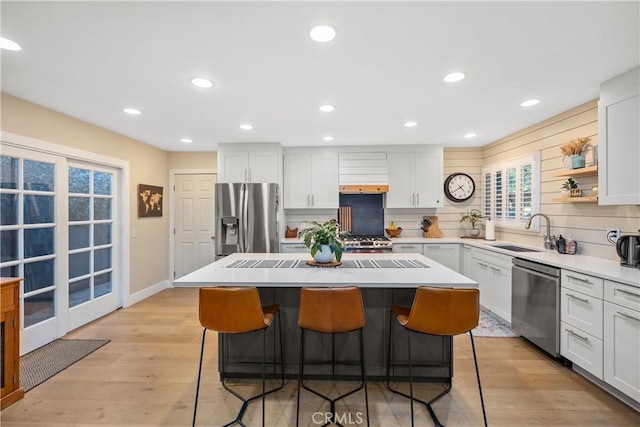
top-left (489, 244), bottom-right (542, 252)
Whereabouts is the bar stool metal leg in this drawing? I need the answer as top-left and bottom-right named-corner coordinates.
top-left (469, 331), bottom-right (488, 427)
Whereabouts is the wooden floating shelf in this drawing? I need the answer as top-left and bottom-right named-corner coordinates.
top-left (551, 196), bottom-right (598, 203)
top-left (555, 165), bottom-right (598, 178)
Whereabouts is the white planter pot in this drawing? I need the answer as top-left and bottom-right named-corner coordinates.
top-left (313, 245), bottom-right (334, 263)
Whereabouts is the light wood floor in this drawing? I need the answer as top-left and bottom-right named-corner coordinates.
top-left (1, 287), bottom-right (638, 426)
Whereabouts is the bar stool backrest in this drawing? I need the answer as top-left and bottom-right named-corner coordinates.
top-left (406, 287), bottom-right (480, 336)
top-left (199, 287), bottom-right (269, 334)
top-left (299, 286), bottom-right (365, 333)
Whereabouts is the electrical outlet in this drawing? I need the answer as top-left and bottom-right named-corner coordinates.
top-left (606, 227), bottom-right (621, 243)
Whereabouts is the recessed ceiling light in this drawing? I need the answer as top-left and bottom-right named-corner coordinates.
top-left (319, 104), bottom-right (335, 113)
top-left (0, 37), bottom-right (21, 51)
top-left (323, 136), bottom-right (334, 142)
top-left (180, 138), bottom-right (193, 143)
top-left (239, 124), bottom-right (253, 131)
top-left (191, 78), bottom-right (214, 88)
top-left (310, 25), bottom-right (336, 42)
top-left (443, 72), bottom-right (466, 83)
top-left (464, 132), bottom-right (477, 138)
top-left (123, 107), bottom-right (141, 115)
top-left (404, 121), bottom-right (418, 128)
top-left (520, 99), bottom-right (540, 107)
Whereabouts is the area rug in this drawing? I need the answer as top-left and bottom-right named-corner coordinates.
top-left (472, 308), bottom-right (520, 337)
top-left (20, 338), bottom-right (110, 392)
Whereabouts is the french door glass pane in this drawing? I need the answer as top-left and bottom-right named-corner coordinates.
top-left (69, 196), bottom-right (90, 221)
top-left (94, 172), bottom-right (112, 195)
top-left (0, 265), bottom-right (18, 277)
top-left (94, 198), bottom-right (111, 220)
top-left (23, 160), bottom-right (54, 192)
top-left (24, 195), bottom-right (54, 224)
top-left (69, 225), bottom-right (90, 250)
top-left (24, 259), bottom-right (55, 293)
top-left (94, 248), bottom-right (111, 271)
top-left (69, 252), bottom-right (90, 279)
top-left (68, 168), bottom-right (90, 194)
top-left (1, 230), bottom-right (18, 262)
top-left (24, 290), bottom-right (55, 328)
top-left (95, 272), bottom-right (112, 297)
top-left (94, 223), bottom-right (111, 246)
top-left (69, 278), bottom-right (91, 307)
top-left (24, 228), bottom-right (54, 258)
top-left (0, 156), bottom-right (18, 189)
top-left (0, 194), bottom-right (18, 225)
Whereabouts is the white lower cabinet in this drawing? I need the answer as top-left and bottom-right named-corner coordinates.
top-left (392, 243), bottom-right (423, 254)
top-left (561, 321), bottom-right (604, 379)
top-left (280, 243), bottom-right (308, 253)
top-left (603, 281), bottom-right (640, 403)
top-left (461, 245), bottom-right (473, 277)
top-left (471, 248), bottom-right (512, 323)
top-left (423, 244), bottom-right (460, 273)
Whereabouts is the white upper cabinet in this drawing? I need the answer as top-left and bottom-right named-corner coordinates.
top-left (598, 66), bottom-right (640, 205)
top-left (386, 147), bottom-right (443, 208)
top-left (217, 143), bottom-right (281, 184)
top-left (283, 151), bottom-right (339, 209)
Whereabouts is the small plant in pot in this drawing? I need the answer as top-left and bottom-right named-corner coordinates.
top-left (460, 209), bottom-right (483, 237)
top-left (561, 178), bottom-right (581, 197)
top-left (298, 219), bottom-right (343, 263)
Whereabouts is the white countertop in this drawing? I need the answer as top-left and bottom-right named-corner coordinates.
top-left (174, 252), bottom-right (477, 288)
top-left (281, 237), bottom-right (640, 287)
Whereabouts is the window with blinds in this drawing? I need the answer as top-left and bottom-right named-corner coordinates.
top-left (482, 153), bottom-right (540, 231)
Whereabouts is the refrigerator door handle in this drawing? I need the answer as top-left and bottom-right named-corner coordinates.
top-left (243, 183), bottom-right (250, 252)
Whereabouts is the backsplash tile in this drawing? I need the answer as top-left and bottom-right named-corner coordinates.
top-left (340, 193), bottom-right (384, 235)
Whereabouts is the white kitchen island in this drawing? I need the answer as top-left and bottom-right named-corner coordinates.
top-left (175, 253), bottom-right (478, 381)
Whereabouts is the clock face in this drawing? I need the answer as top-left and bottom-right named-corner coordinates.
top-left (444, 173), bottom-right (475, 202)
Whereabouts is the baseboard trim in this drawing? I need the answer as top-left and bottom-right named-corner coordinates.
top-left (124, 280), bottom-right (170, 307)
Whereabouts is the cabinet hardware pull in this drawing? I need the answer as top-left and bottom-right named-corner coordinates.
top-left (416, 193), bottom-right (420, 205)
top-left (399, 245), bottom-right (416, 249)
top-left (567, 328), bottom-right (590, 343)
top-left (567, 293), bottom-right (590, 304)
top-left (311, 194), bottom-right (314, 206)
top-left (489, 266), bottom-right (500, 272)
top-left (617, 312), bottom-right (640, 324)
top-left (616, 288), bottom-right (640, 299)
top-left (567, 275), bottom-right (592, 285)
top-left (477, 262), bottom-right (488, 267)
top-left (412, 193), bottom-right (415, 206)
top-left (429, 245), bottom-right (441, 249)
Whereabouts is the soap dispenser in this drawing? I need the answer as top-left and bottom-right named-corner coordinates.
top-left (566, 236), bottom-right (577, 255)
top-left (556, 235), bottom-right (566, 254)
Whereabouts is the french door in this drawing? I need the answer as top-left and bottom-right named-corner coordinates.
top-left (0, 145), bottom-right (121, 354)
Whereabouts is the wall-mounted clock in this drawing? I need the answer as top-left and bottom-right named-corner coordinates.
top-left (444, 172), bottom-right (475, 202)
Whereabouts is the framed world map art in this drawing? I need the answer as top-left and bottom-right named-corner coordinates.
top-left (138, 184), bottom-right (163, 217)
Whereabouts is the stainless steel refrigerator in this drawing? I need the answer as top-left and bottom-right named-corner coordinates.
top-left (215, 183), bottom-right (279, 258)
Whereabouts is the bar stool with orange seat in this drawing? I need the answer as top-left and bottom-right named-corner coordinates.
top-left (192, 287), bottom-right (284, 427)
top-left (386, 286), bottom-right (487, 427)
top-left (296, 286), bottom-right (370, 427)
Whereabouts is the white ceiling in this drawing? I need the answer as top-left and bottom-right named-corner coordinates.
top-left (1, 1), bottom-right (638, 152)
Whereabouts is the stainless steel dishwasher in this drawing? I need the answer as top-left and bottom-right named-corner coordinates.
top-left (511, 258), bottom-right (561, 357)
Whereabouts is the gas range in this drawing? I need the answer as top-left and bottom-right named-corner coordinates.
top-left (339, 235), bottom-right (393, 252)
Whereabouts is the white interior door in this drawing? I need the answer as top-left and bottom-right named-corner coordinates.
top-left (66, 162), bottom-right (121, 331)
top-left (174, 174), bottom-right (216, 279)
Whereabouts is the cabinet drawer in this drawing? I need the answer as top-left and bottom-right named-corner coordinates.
top-left (561, 321), bottom-right (603, 380)
top-left (280, 244), bottom-right (308, 253)
top-left (1, 285), bottom-right (15, 311)
top-left (604, 281), bottom-right (640, 312)
top-left (561, 288), bottom-right (603, 339)
top-left (604, 301), bottom-right (640, 402)
top-left (562, 270), bottom-right (604, 299)
top-left (393, 244), bottom-right (423, 254)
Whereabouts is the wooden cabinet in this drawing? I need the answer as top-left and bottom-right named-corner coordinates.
top-left (423, 244), bottom-right (460, 273)
top-left (217, 144), bottom-right (281, 184)
top-left (1, 278), bottom-right (24, 410)
top-left (471, 248), bottom-right (512, 323)
top-left (603, 280), bottom-right (640, 403)
top-left (598, 66), bottom-right (640, 205)
top-left (283, 152), bottom-right (338, 209)
top-left (386, 148), bottom-right (443, 208)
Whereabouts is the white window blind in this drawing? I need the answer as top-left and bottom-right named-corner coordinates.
top-left (482, 153), bottom-right (540, 231)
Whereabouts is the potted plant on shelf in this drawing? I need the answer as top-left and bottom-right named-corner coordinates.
top-left (460, 209), bottom-right (483, 237)
top-left (561, 178), bottom-right (581, 197)
top-left (298, 219), bottom-right (343, 263)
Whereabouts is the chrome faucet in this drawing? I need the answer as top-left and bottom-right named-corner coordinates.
top-left (525, 213), bottom-right (556, 250)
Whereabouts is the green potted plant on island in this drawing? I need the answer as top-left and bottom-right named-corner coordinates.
top-left (561, 178), bottom-right (581, 198)
top-left (298, 219), bottom-right (343, 263)
top-left (459, 209), bottom-right (484, 237)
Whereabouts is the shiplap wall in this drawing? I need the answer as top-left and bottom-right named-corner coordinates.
top-left (483, 99), bottom-right (640, 260)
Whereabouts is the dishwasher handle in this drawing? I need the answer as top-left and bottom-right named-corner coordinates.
top-left (512, 264), bottom-right (561, 282)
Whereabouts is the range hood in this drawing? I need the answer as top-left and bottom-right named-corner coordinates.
top-left (339, 152), bottom-right (389, 193)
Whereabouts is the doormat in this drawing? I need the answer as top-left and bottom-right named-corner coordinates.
top-left (20, 338), bottom-right (110, 392)
top-left (472, 308), bottom-right (520, 338)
